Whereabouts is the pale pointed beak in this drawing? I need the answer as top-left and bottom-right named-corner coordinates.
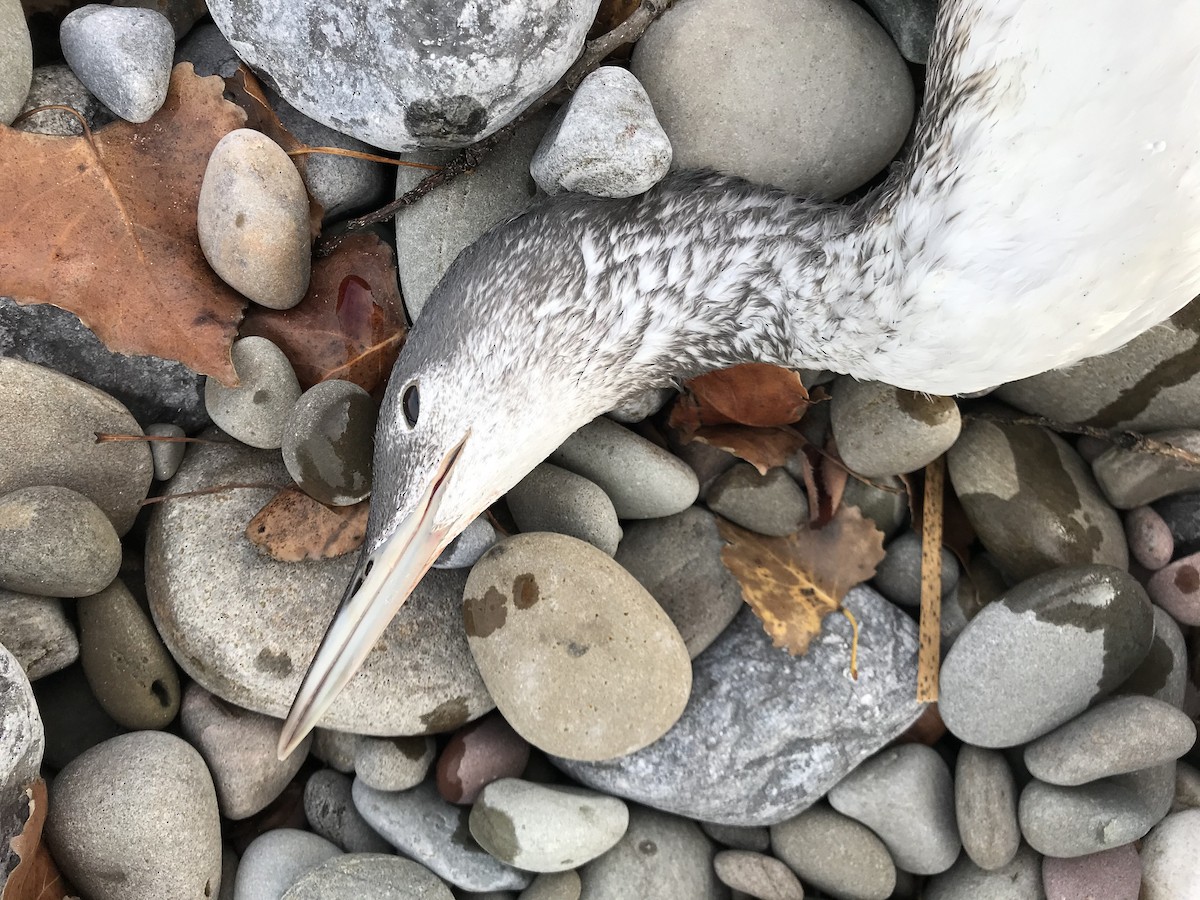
top-left (277, 434), bottom-right (469, 759)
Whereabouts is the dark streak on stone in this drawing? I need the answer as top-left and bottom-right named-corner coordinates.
top-left (463, 586), bottom-right (508, 638)
top-left (895, 388), bottom-right (950, 425)
top-left (420, 696), bottom-right (470, 734)
top-left (391, 735), bottom-right (428, 760)
top-left (255, 647), bottom-right (294, 677)
top-left (513, 573), bottom-right (539, 609)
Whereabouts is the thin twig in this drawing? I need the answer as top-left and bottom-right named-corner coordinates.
top-left (95, 432), bottom-right (223, 445)
top-left (967, 412), bottom-right (1200, 468)
top-left (917, 456), bottom-right (945, 703)
top-left (140, 483), bottom-right (284, 506)
top-left (10, 103), bottom-right (93, 139)
top-left (798, 432), bottom-right (908, 494)
top-left (286, 147), bottom-right (443, 169)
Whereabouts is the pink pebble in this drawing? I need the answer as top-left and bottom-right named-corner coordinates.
top-left (435, 712), bottom-right (530, 804)
top-left (1147, 552), bottom-right (1200, 625)
top-left (1125, 506), bottom-right (1174, 570)
top-left (1043, 843), bottom-right (1141, 900)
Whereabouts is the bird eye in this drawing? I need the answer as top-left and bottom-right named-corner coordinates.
top-left (402, 383), bottom-right (419, 428)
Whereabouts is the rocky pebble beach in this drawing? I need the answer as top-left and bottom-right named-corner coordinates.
top-left (1, 0), bottom-right (1199, 898)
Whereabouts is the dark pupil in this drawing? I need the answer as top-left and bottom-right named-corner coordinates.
top-left (403, 384), bottom-right (419, 427)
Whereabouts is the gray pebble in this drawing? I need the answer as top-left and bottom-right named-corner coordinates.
top-left (14, 63), bottom-right (102, 135)
top-left (354, 735), bottom-right (435, 792)
top-left (312, 728), bottom-right (360, 774)
top-left (33, 664), bottom-right (124, 771)
top-left (60, 4), bottom-right (172, 123)
top-left (181, 683), bottom-right (310, 820)
top-left (146, 423), bottom-right (187, 480)
top-left (828, 743), bottom-right (960, 875)
top-left (873, 530), bottom-right (959, 607)
top-left (770, 803), bottom-right (896, 900)
top-left (670, 438), bottom-right (738, 500)
top-left (712, 850), bottom-right (802, 900)
top-left (1140, 809), bottom-right (1200, 900)
top-left (705, 464), bottom-right (808, 536)
top-left (518, 871), bottom-right (581, 900)
top-left (840, 474), bottom-right (909, 539)
top-left (174, 22), bottom-right (241, 78)
top-left (234, 829), bottom-right (341, 900)
top-left (549, 416), bottom-right (698, 519)
top-left (858, 0), bottom-right (937, 62)
top-left (303, 769), bottom-right (392, 853)
top-left (506, 463), bottom-right (623, 555)
top-left (352, 779), bottom-right (532, 893)
top-left (281, 853), bottom-right (453, 900)
top-left (198, 129), bottom-right (311, 310)
top-left (0, 588), bottom-right (79, 679)
top-left (0, 642), bottom-right (43, 879)
top-left (0, 485), bottom-right (121, 597)
top-left (955, 745), bottom-right (1020, 871)
top-left (1125, 505), bottom-right (1175, 570)
top-left (282, 379), bottom-right (375, 505)
top-left (923, 842), bottom-right (1043, 900)
top-left (46, 732), bottom-right (221, 900)
top-left (1118, 604), bottom-right (1191, 710)
top-left (699, 823), bottom-right (770, 852)
top-left (204, 337), bottom-right (303, 450)
top-left (1092, 429), bottom-right (1200, 508)
top-left (531, 66), bottom-right (671, 198)
top-left (1174, 762), bottom-right (1200, 813)
top-left (78, 577), bottom-right (180, 729)
top-left (0, 0), bottom-right (31, 125)
top-left (831, 379), bottom-right (960, 477)
top-left (434, 516), bottom-right (498, 570)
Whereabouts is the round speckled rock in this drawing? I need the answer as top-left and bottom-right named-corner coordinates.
top-left (505, 464), bottom-right (622, 556)
top-left (705, 464), bottom-right (808, 537)
top-left (0, 589), bottom-right (79, 679)
top-left (831, 379), bottom-right (961, 477)
top-left (947, 417), bottom-right (1128, 582)
top-left (45, 732), bottom-right (222, 900)
top-left (78, 578), bottom-right (180, 729)
top-left (1126, 506), bottom-right (1174, 570)
top-left (955, 745), bottom-right (1020, 871)
top-left (1140, 809), bottom-right (1200, 900)
top-left (1147, 552), bottom-right (1200, 625)
top-left (354, 735), bottom-right (434, 792)
top-left (281, 853), bottom-right (454, 900)
top-left (939, 565), bottom-right (1153, 747)
top-left (204, 337), bottom-right (303, 449)
top-left (463, 533), bottom-right (691, 762)
top-left (0, 485), bottom-right (121, 597)
top-left (146, 423), bottom-right (187, 481)
top-left (304, 769), bottom-right (393, 853)
top-left (924, 842), bottom-right (1042, 900)
top-left (436, 713), bottom-right (531, 805)
top-left (712, 851), bottom-right (804, 900)
top-left (234, 828), bottom-right (341, 900)
top-left (282, 379), bottom-right (375, 505)
top-left (469, 779), bottom-right (629, 872)
top-left (1042, 844), bottom-right (1141, 900)
top-left (198, 129), bottom-right (311, 309)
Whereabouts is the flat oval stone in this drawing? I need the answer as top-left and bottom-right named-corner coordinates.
top-left (549, 417), bottom-right (698, 519)
top-left (0, 642), bottom-right (43, 874)
top-left (831, 379), bottom-right (961, 478)
top-left (873, 530), bottom-right (959, 608)
top-left (701, 822), bottom-right (770, 852)
top-left (198, 129), bottom-right (311, 309)
top-left (354, 735), bottom-right (434, 792)
top-left (0, 589), bottom-right (79, 679)
top-left (146, 423), bottom-right (187, 481)
top-left (146, 438), bottom-right (493, 733)
top-left (436, 713), bottom-right (531, 805)
top-left (955, 745), bottom-right (1020, 871)
top-left (78, 577), bottom-right (180, 729)
top-left (282, 379), bottom-right (375, 506)
top-left (282, 854), bottom-right (454, 900)
top-left (947, 418), bottom-right (1128, 582)
top-left (470, 779), bottom-right (629, 872)
top-left (1125, 506), bottom-right (1174, 570)
top-left (923, 842), bottom-right (1042, 900)
top-left (0, 358), bottom-right (152, 536)
top-left (0, 485), bottom-right (121, 597)
top-left (303, 769), bottom-right (392, 854)
top-left (1092, 429), bottom-right (1200, 508)
top-left (506, 463), bottom-right (622, 556)
top-left (204, 336), bottom-right (303, 449)
top-left (712, 850), bottom-right (803, 900)
top-left (770, 803), bottom-right (896, 900)
top-left (705, 464), bottom-right (808, 537)
top-left (45, 732), bottom-right (221, 900)
top-left (234, 828), bottom-right (341, 900)
top-left (1042, 844), bottom-right (1141, 900)
top-left (463, 533), bottom-right (691, 762)
top-left (1140, 809), bottom-right (1200, 900)
top-left (939, 565), bottom-right (1153, 747)
top-left (1147, 552), bottom-right (1200, 625)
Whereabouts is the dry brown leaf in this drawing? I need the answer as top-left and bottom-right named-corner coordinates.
top-left (241, 232), bottom-right (406, 394)
top-left (692, 424), bottom-right (806, 474)
top-left (718, 505), bottom-right (885, 657)
top-left (0, 63), bottom-right (249, 383)
top-left (246, 486), bottom-right (369, 561)
top-left (3, 779), bottom-right (71, 900)
top-left (669, 363), bottom-right (810, 437)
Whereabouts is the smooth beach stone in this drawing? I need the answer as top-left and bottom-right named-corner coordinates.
top-left (14, 63), bottom-right (101, 135)
top-left (59, 5), bottom-right (172, 122)
top-left (354, 735), bottom-right (434, 792)
top-left (827, 744), bottom-right (960, 875)
top-left (1121, 607), bottom-right (1192, 709)
top-left (463, 533), bottom-right (691, 762)
top-left (556, 589), bottom-right (923, 826)
top-left (1092, 430), bottom-right (1200, 508)
top-left (470, 779), bottom-right (629, 872)
top-left (146, 439), bottom-right (493, 733)
top-left (174, 22), bottom-right (241, 78)
top-left (614, 506), bottom-right (744, 659)
top-left (955, 745), bottom-right (1020, 871)
top-left (282, 854), bottom-right (453, 900)
top-left (0, 485), bottom-right (121, 597)
top-left (1140, 809), bottom-right (1200, 900)
top-left (234, 828), bottom-right (341, 900)
top-left (632, 0), bottom-right (913, 199)
top-left (352, 779), bottom-right (532, 893)
top-left (0, 357), bottom-right (153, 536)
top-left (0, 589), bottom-right (79, 679)
top-left (671, 437), bottom-right (738, 500)
top-left (576, 806), bottom-right (724, 900)
top-left (506, 464), bottom-right (622, 555)
top-left (0, 643), bottom-right (43, 879)
top-left (1153, 490), bottom-right (1200, 555)
top-left (434, 516), bottom-right (498, 570)
top-left (1175, 763), bottom-right (1200, 812)
top-left (1041, 844), bottom-right (1141, 900)
top-left (1126, 506), bottom-right (1174, 570)
top-left (204, 337), bottom-right (303, 449)
top-left (549, 416), bottom-right (698, 519)
top-left (113, 0), bottom-right (207, 39)
top-left (938, 565), bottom-right (1153, 748)
top-left (530, 66), bottom-right (671, 198)
top-left (198, 129), bottom-right (311, 310)
top-left (859, 0), bottom-right (937, 62)
top-left (712, 850), bottom-right (803, 900)
top-left (303, 769), bottom-right (392, 854)
top-left (78, 578), bottom-right (181, 729)
top-left (701, 823), bottom-right (770, 852)
top-left (436, 713), bottom-right (531, 805)
top-left (771, 803), bottom-right (896, 900)
top-left (705, 464), bottom-right (808, 537)
top-left (0, 0), bottom-right (32, 124)
top-left (923, 842), bottom-right (1043, 900)
top-left (46, 732), bottom-right (221, 900)
top-left (181, 683), bottom-right (310, 820)
top-left (947, 418), bottom-right (1128, 581)
top-left (873, 530), bottom-right (960, 608)
top-left (312, 728), bottom-right (360, 774)
top-left (519, 871), bottom-right (580, 900)
top-left (840, 473), bottom-right (909, 539)
top-left (831, 380), bottom-right (961, 478)
top-left (1023, 696), bottom-right (1196, 786)
top-left (33, 665), bottom-right (124, 770)
top-left (146, 423), bottom-right (187, 481)
top-left (994, 299), bottom-right (1200, 431)
top-left (282, 379), bottom-right (375, 506)
top-left (1147, 552), bottom-right (1200, 625)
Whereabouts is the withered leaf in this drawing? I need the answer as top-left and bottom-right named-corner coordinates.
top-left (246, 486), bottom-right (368, 561)
top-left (670, 363), bottom-right (810, 437)
top-left (0, 64), bottom-right (249, 383)
top-left (718, 505), bottom-right (885, 656)
top-left (3, 779), bottom-right (71, 900)
top-left (692, 424), bottom-right (806, 475)
top-left (241, 232), bottom-right (406, 394)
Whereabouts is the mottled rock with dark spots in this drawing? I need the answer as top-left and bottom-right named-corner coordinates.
top-left (831, 378), bottom-right (960, 477)
top-left (1147, 552), bottom-right (1200, 625)
top-left (1153, 489), bottom-right (1200, 555)
top-left (282, 379), bottom-right (375, 506)
top-left (354, 735), bottom-right (434, 792)
top-left (1125, 505), bottom-right (1174, 570)
top-left (1117, 606), bottom-right (1188, 707)
top-left (437, 713), bottom-right (531, 805)
top-left (0, 643), bottom-right (43, 881)
top-left (304, 769), bottom-right (392, 853)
